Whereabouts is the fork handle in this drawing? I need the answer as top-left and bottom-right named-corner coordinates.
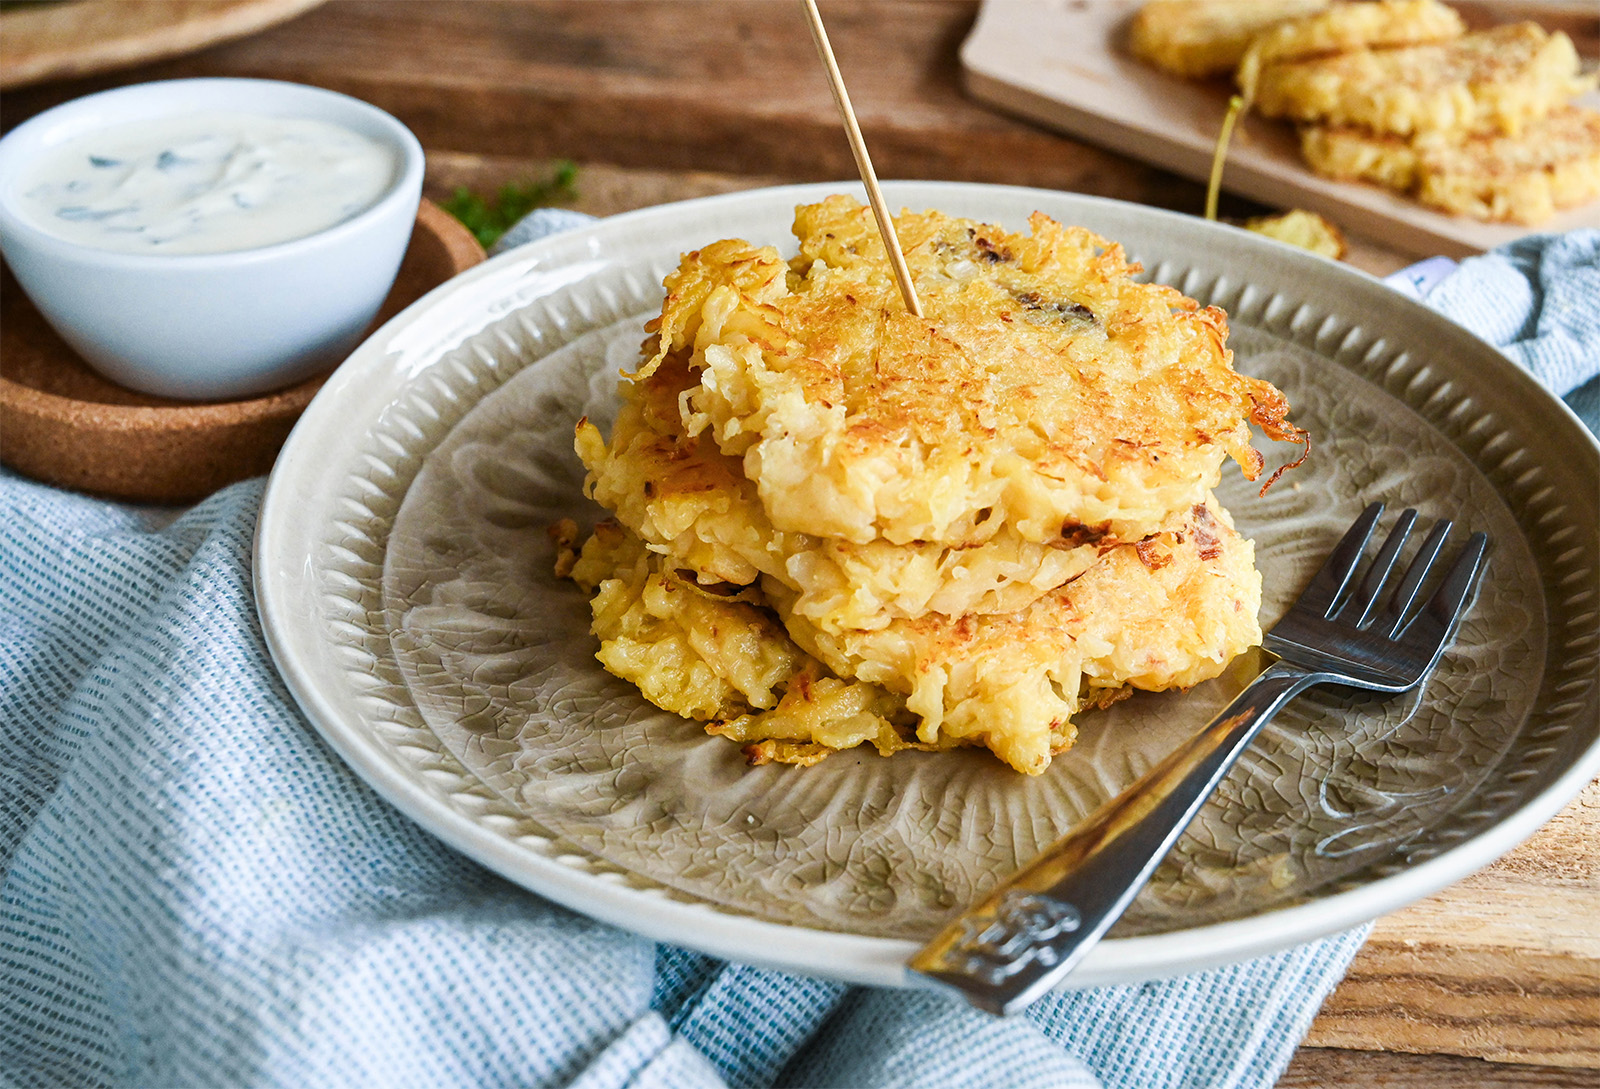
top-left (908, 659), bottom-right (1321, 1015)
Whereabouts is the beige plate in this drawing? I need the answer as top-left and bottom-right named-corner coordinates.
top-left (0, 0), bottom-right (325, 89)
top-left (0, 199), bottom-right (484, 503)
top-left (960, 0), bottom-right (1600, 259)
top-left (254, 182), bottom-right (1600, 990)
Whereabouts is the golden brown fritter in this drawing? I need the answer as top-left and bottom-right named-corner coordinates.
top-left (764, 497), bottom-right (1262, 775)
top-left (639, 196), bottom-right (1300, 549)
top-left (1129, 0), bottom-right (1331, 79)
top-left (578, 351), bottom-right (1106, 634)
top-left (562, 198), bottom-right (1299, 774)
top-left (568, 520), bottom-right (811, 721)
top-left (1242, 209), bottom-right (1348, 258)
top-left (564, 500), bottom-right (1260, 776)
top-left (1300, 105), bottom-right (1600, 224)
top-left (1235, 0), bottom-right (1465, 100)
top-left (1252, 22), bottom-right (1593, 138)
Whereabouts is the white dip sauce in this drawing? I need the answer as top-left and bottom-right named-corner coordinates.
top-left (14, 111), bottom-right (398, 255)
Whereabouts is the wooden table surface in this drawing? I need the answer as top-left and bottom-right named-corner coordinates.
top-left (4, 3), bottom-right (1597, 1085)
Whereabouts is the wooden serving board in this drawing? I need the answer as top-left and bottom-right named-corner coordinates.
top-left (960, 0), bottom-right (1600, 259)
top-left (0, 0), bottom-right (326, 89)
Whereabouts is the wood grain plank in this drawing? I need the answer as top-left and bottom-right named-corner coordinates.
top-left (421, 149), bottom-right (1412, 276)
top-left (422, 151), bottom-right (784, 222)
top-left (0, 1), bottom-right (1246, 216)
top-left (1308, 780), bottom-right (1600, 1068)
top-left (1277, 1048), bottom-right (1600, 1088)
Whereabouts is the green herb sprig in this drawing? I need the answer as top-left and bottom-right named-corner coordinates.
top-left (442, 160), bottom-right (579, 248)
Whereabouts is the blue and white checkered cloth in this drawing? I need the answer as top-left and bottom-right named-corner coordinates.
top-left (4, 215), bottom-right (1596, 1089)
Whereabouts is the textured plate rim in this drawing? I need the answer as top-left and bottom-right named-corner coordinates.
top-left (256, 180), bottom-right (1600, 989)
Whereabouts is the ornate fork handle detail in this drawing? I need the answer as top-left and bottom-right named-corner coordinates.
top-left (947, 890), bottom-right (1084, 985)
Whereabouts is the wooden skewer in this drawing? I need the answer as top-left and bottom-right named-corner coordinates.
top-left (801, 0), bottom-right (923, 318)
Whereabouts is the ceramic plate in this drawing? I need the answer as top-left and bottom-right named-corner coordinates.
top-left (255, 182), bottom-right (1600, 989)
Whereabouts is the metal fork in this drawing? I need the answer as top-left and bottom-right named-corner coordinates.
top-left (908, 502), bottom-right (1488, 1015)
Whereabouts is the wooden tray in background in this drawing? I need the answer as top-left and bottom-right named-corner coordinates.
top-left (960, 0), bottom-right (1600, 259)
top-left (0, 0), bottom-right (326, 89)
top-left (0, 199), bottom-right (484, 503)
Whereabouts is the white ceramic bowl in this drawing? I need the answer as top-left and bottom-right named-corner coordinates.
top-left (0, 79), bottom-right (424, 401)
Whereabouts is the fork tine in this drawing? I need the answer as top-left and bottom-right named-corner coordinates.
top-left (1299, 502), bottom-right (1384, 619)
top-left (1345, 508), bottom-right (1416, 627)
top-left (1424, 531), bottom-right (1489, 628)
top-left (1400, 530), bottom-right (1489, 649)
top-left (1376, 518), bottom-right (1452, 638)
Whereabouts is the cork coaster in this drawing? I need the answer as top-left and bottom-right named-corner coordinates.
top-left (0, 199), bottom-right (485, 503)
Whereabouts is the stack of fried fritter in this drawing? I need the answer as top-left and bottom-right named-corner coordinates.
top-left (560, 196), bottom-right (1303, 774)
top-left (1133, 0), bottom-right (1600, 223)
